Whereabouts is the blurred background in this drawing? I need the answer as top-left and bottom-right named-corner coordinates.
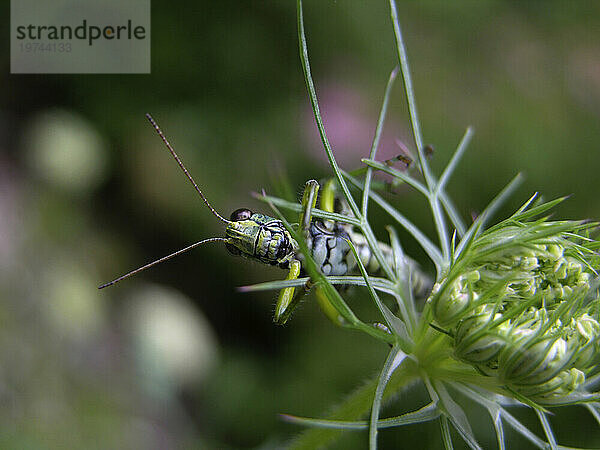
top-left (2, 1), bottom-right (600, 448)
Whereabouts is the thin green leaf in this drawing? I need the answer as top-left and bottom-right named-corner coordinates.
top-left (386, 225), bottom-right (417, 332)
top-left (433, 380), bottom-right (481, 450)
top-left (238, 278), bottom-right (308, 292)
top-left (491, 405), bottom-right (505, 450)
top-left (450, 229), bottom-right (457, 262)
top-left (386, 225), bottom-right (407, 283)
top-left (503, 412), bottom-right (548, 449)
top-left (370, 347), bottom-right (407, 449)
top-left (535, 410), bottom-right (558, 450)
top-left (505, 196), bottom-right (568, 225)
top-left (557, 446), bottom-right (598, 450)
top-left (390, 0), bottom-right (452, 262)
top-left (437, 127), bottom-right (474, 193)
top-left (362, 66), bottom-right (399, 218)
top-left (241, 275), bottom-right (412, 297)
top-left (472, 223), bottom-right (584, 263)
top-left (514, 192), bottom-right (539, 215)
top-left (327, 276), bottom-right (399, 293)
top-left (440, 417), bottom-right (455, 450)
top-left (431, 194), bottom-right (452, 264)
top-left (281, 401), bottom-right (440, 430)
top-left (434, 127), bottom-right (473, 239)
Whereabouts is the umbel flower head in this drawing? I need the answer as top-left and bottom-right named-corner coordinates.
top-left (430, 196), bottom-right (600, 405)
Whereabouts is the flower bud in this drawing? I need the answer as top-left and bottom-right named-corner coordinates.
top-left (554, 260), bottom-right (568, 280)
top-left (546, 243), bottom-right (564, 260)
top-left (429, 216), bottom-right (599, 405)
top-left (430, 275), bottom-right (477, 326)
top-left (516, 368), bottom-right (585, 401)
top-left (454, 306), bottom-right (510, 364)
top-left (570, 313), bottom-right (600, 369)
top-left (501, 336), bottom-right (570, 386)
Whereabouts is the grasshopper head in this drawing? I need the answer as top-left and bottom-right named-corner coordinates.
top-left (225, 208), bottom-right (262, 256)
top-left (225, 208), bottom-right (297, 266)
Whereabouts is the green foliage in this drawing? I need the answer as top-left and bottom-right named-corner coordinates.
top-left (247, 1), bottom-right (600, 448)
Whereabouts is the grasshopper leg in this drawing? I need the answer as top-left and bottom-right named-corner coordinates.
top-left (299, 179), bottom-right (320, 234)
top-left (273, 259), bottom-right (302, 325)
top-left (273, 180), bottom-right (320, 324)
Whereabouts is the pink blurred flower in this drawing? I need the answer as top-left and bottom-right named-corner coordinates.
top-left (302, 81), bottom-right (411, 169)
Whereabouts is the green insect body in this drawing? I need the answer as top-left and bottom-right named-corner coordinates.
top-left (99, 114), bottom-right (429, 326)
top-left (224, 210), bottom-right (299, 270)
top-left (224, 194), bottom-right (410, 286)
top-left (222, 207), bottom-right (396, 287)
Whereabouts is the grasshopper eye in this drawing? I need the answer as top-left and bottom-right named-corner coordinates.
top-left (230, 208), bottom-right (253, 221)
top-left (225, 243), bottom-right (241, 256)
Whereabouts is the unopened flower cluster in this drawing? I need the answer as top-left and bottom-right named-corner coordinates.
top-left (431, 219), bottom-right (600, 405)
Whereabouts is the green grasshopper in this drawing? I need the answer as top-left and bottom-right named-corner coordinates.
top-left (100, 114), bottom-right (429, 324)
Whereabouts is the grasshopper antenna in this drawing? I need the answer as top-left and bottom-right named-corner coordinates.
top-left (145, 113), bottom-right (231, 224)
top-left (98, 237), bottom-right (228, 289)
top-left (99, 114), bottom-right (233, 289)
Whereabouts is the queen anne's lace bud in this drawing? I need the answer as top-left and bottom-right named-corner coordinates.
top-left (570, 313), bottom-right (600, 369)
top-left (430, 221), bottom-right (600, 405)
top-left (454, 305), bottom-right (510, 364)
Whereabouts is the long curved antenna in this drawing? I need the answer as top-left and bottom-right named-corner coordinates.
top-left (98, 237), bottom-right (228, 289)
top-left (145, 113), bottom-right (231, 224)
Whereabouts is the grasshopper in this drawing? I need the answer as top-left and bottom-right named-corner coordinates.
top-left (100, 114), bottom-right (429, 324)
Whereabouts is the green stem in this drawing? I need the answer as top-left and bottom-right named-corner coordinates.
top-left (370, 347), bottom-right (407, 449)
top-left (389, 0), bottom-right (429, 183)
top-left (297, 0), bottom-right (361, 220)
top-left (389, 0), bottom-right (451, 264)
